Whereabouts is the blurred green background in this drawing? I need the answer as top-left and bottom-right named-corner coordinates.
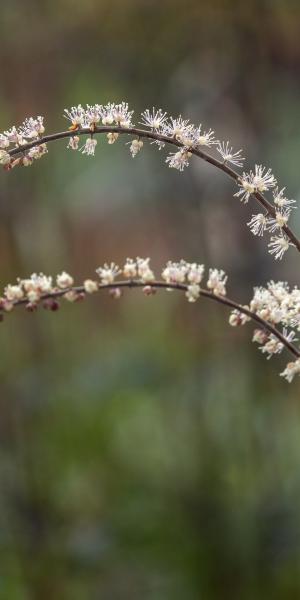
top-left (1, 1), bottom-right (300, 598)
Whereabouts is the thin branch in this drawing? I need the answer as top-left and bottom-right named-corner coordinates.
top-left (7, 125), bottom-right (300, 253)
top-left (7, 279), bottom-right (300, 359)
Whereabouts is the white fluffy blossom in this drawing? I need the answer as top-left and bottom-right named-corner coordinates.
top-left (64, 105), bottom-right (85, 129)
top-left (123, 259), bottom-right (137, 279)
top-left (216, 141), bottom-right (244, 167)
top-left (186, 284), bottom-right (200, 302)
top-left (187, 263), bottom-right (205, 284)
top-left (0, 150), bottom-right (11, 165)
top-left (84, 279), bottom-right (98, 294)
top-left (247, 213), bottom-right (268, 237)
top-left (266, 209), bottom-right (291, 232)
top-left (229, 309), bottom-right (251, 326)
top-left (162, 261), bottom-right (188, 284)
top-left (129, 139), bottom-right (143, 157)
top-left (136, 258), bottom-right (155, 282)
top-left (252, 165), bottom-right (277, 192)
top-left (164, 116), bottom-right (191, 140)
top-left (273, 187), bottom-right (296, 209)
top-left (166, 149), bottom-right (191, 171)
top-left (96, 263), bottom-right (121, 285)
top-left (268, 235), bottom-right (291, 260)
top-left (20, 116), bottom-right (45, 138)
top-left (67, 136), bottom-right (80, 150)
top-left (56, 272), bottom-right (74, 289)
top-left (235, 165), bottom-right (276, 203)
top-left (81, 138), bottom-right (97, 156)
top-left (259, 329), bottom-right (296, 360)
top-left (207, 269), bottom-right (227, 296)
top-left (280, 359), bottom-right (300, 383)
top-left (140, 108), bottom-right (168, 130)
top-left (196, 126), bottom-right (216, 147)
top-left (107, 132), bottom-right (119, 144)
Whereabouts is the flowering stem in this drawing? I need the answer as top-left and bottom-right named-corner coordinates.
top-left (7, 126), bottom-right (300, 253)
top-left (8, 279), bottom-right (300, 359)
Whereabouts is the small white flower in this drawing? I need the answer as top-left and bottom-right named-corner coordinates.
top-left (81, 138), bottom-right (97, 156)
top-left (187, 263), bottom-right (205, 284)
top-left (123, 259), bottom-right (137, 279)
top-left (19, 274), bottom-right (53, 300)
top-left (4, 284), bottom-right (24, 301)
top-left (196, 127), bottom-right (216, 147)
top-left (56, 272), bottom-right (74, 289)
top-left (280, 359), bottom-right (300, 383)
top-left (234, 173), bottom-right (256, 203)
top-left (165, 116), bottom-right (190, 140)
top-left (112, 102), bottom-right (134, 127)
top-left (64, 105), bottom-right (85, 130)
top-left (259, 328), bottom-right (296, 360)
top-left (22, 156), bottom-right (33, 167)
top-left (136, 258), bottom-right (155, 282)
top-left (235, 165), bottom-right (276, 203)
top-left (107, 132), bottom-right (119, 144)
top-left (27, 290), bottom-right (41, 303)
top-left (0, 134), bottom-right (10, 149)
top-left (247, 213), bottom-right (268, 237)
top-left (207, 269), bottom-right (227, 296)
top-left (0, 150), bottom-right (11, 165)
top-left (100, 102), bottom-right (115, 125)
top-left (4, 126), bottom-right (24, 146)
top-left (20, 116), bottom-right (45, 138)
top-left (229, 308), bottom-right (251, 326)
top-left (273, 187), bottom-right (296, 209)
top-left (252, 164), bottom-right (277, 192)
top-left (28, 144), bottom-right (48, 160)
top-left (185, 283), bottom-right (200, 302)
top-left (166, 149), bottom-right (190, 172)
top-left (162, 261), bottom-right (187, 284)
top-left (96, 263), bottom-right (120, 285)
top-left (67, 136), bottom-right (80, 150)
top-left (259, 335), bottom-right (284, 359)
top-left (216, 141), bottom-right (244, 167)
top-left (84, 279), bottom-right (98, 294)
top-left (268, 235), bottom-right (291, 260)
top-left (129, 139), bottom-right (143, 157)
top-left (84, 104), bottom-right (101, 128)
top-left (266, 209), bottom-right (291, 232)
top-left (140, 108), bottom-right (168, 130)
top-left (252, 329), bottom-right (268, 344)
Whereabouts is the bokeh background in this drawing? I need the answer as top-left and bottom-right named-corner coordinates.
top-left (1, 1), bottom-right (300, 598)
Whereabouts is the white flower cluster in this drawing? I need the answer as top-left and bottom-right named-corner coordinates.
top-left (63, 103), bottom-right (298, 261)
top-left (63, 102), bottom-right (246, 171)
top-left (0, 116), bottom-right (46, 169)
top-left (1, 103), bottom-right (298, 261)
top-left (229, 280), bottom-right (300, 382)
top-left (64, 102), bottom-right (134, 130)
top-left (64, 102), bottom-right (135, 155)
top-left (1, 271), bottom-right (75, 311)
top-left (2, 259), bottom-right (300, 382)
top-left (0, 259), bottom-right (228, 317)
top-left (161, 260), bottom-right (205, 302)
top-left (243, 177), bottom-right (296, 260)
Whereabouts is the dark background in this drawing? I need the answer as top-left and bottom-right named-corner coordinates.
top-left (1, 1), bottom-right (300, 598)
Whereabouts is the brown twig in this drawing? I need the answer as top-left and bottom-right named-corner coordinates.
top-left (7, 125), bottom-right (300, 253)
top-left (7, 279), bottom-right (300, 359)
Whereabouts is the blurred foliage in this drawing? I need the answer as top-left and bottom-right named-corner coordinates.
top-left (0, 0), bottom-right (300, 598)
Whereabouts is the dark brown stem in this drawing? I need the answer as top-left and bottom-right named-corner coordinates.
top-left (7, 125), bottom-right (300, 253)
top-left (7, 279), bottom-right (300, 359)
